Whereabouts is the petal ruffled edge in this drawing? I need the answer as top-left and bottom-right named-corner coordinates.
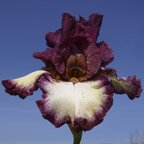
top-left (84, 44), bottom-right (101, 79)
top-left (61, 13), bottom-right (76, 41)
top-left (97, 41), bottom-right (114, 66)
top-left (86, 13), bottom-right (103, 41)
top-left (2, 70), bottom-right (50, 99)
top-left (73, 77), bottom-right (113, 132)
top-left (45, 29), bottom-right (61, 47)
top-left (111, 76), bottom-right (142, 100)
top-left (36, 76), bottom-right (113, 132)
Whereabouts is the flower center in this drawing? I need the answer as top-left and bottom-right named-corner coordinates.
top-left (66, 54), bottom-right (87, 81)
top-left (70, 77), bottom-right (79, 83)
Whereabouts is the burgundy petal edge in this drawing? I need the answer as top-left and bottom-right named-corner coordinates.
top-left (36, 76), bottom-right (113, 132)
top-left (111, 76), bottom-right (142, 100)
top-left (2, 80), bottom-right (37, 99)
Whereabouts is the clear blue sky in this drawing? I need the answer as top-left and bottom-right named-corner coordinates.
top-left (0, 0), bottom-right (144, 144)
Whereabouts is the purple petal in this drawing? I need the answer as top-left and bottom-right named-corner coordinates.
top-left (58, 36), bottom-right (89, 59)
top-left (61, 13), bottom-right (103, 42)
top-left (86, 13), bottom-right (103, 41)
top-left (53, 53), bottom-right (65, 75)
top-left (45, 29), bottom-right (61, 47)
top-left (33, 48), bottom-right (55, 64)
top-left (2, 70), bottom-right (49, 99)
top-left (34, 13), bottom-right (105, 80)
top-left (97, 41), bottom-right (114, 66)
top-left (61, 13), bottom-right (76, 41)
top-left (61, 13), bottom-right (89, 41)
top-left (111, 76), bottom-right (142, 99)
top-left (33, 48), bottom-right (65, 75)
top-left (84, 44), bottom-right (101, 79)
top-left (79, 16), bottom-right (86, 25)
top-left (36, 76), bottom-right (113, 131)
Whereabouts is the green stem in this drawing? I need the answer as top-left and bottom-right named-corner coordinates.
top-left (68, 124), bottom-right (83, 144)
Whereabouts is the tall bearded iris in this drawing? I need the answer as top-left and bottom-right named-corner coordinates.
top-left (2, 13), bottom-right (142, 144)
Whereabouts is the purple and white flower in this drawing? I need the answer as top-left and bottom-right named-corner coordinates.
top-left (2, 13), bottom-right (142, 143)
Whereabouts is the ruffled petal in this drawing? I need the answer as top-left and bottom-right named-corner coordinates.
top-left (45, 29), bottom-right (61, 48)
top-left (86, 13), bottom-right (103, 41)
top-left (2, 70), bottom-right (49, 99)
top-left (97, 41), bottom-right (114, 66)
top-left (33, 48), bottom-right (65, 75)
top-left (36, 76), bottom-right (113, 131)
top-left (33, 48), bottom-right (56, 64)
top-left (33, 13), bottom-right (105, 80)
top-left (61, 13), bottom-right (76, 41)
top-left (84, 44), bottom-right (101, 79)
top-left (111, 76), bottom-right (142, 100)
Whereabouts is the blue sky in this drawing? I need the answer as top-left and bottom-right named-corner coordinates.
top-left (0, 0), bottom-right (144, 144)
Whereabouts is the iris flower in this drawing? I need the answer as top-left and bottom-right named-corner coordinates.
top-left (2, 13), bottom-right (142, 144)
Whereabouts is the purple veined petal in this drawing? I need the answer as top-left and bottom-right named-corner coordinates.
top-left (84, 44), bottom-right (101, 79)
top-left (73, 22), bottom-right (87, 38)
top-left (33, 48), bottom-right (65, 76)
top-left (97, 41), bottom-right (114, 66)
top-left (60, 13), bottom-right (103, 43)
top-left (86, 13), bottom-right (103, 42)
top-left (111, 76), bottom-right (142, 100)
top-left (2, 70), bottom-right (50, 99)
top-left (33, 48), bottom-right (56, 64)
top-left (53, 52), bottom-right (65, 75)
top-left (61, 13), bottom-right (76, 41)
top-left (58, 36), bottom-right (89, 58)
top-left (45, 29), bottom-right (61, 48)
top-left (36, 76), bottom-right (113, 132)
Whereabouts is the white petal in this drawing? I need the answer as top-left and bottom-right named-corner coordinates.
top-left (38, 80), bottom-right (112, 126)
top-left (12, 70), bottom-right (47, 88)
top-left (2, 70), bottom-right (48, 98)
